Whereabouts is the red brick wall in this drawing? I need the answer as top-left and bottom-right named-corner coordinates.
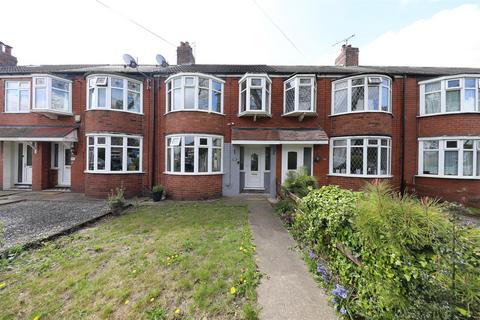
top-left (418, 114), bottom-right (480, 137)
top-left (327, 176), bottom-right (394, 191)
top-left (414, 177), bottom-right (480, 207)
top-left (163, 111), bottom-right (224, 135)
top-left (84, 110), bottom-right (144, 135)
top-left (32, 142), bottom-right (50, 191)
top-left (163, 174), bottom-right (222, 200)
top-left (84, 173), bottom-right (145, 198)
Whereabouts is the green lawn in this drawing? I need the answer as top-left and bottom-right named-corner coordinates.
top-left (0, 202), bottom-right (260, 320)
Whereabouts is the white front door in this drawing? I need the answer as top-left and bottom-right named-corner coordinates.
top-left (16, 142), bottom-right (33, 184)
top-left (58, 144), bottom-right (72, 186)
top-left (245, 146), bottom-right (264, 189)
top-left (281, 145), bottom-right (313, 183)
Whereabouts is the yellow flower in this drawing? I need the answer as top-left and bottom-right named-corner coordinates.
top-left (0, 282), bottom-right (6, 289)
top-left (132, 269), bottom-right (137, 274)
top-left (252, 246), bottom-right (256, 251)
top-left (174, 308), bottom-right (181, 314)
top-left (239, 246), bottom-right (243, 251)
top-left (33, 316), bottom-right (40, 320)
top-left (124, 300), bottom-right (129, 305)
top-left (167, 257), bottom-right (171, 260)
top-left (230, 287), bottom-right (236, 295)
top-left (243, 279), bottom-right (247, 283)
top-left (150, 297), bottom-right (155, 302)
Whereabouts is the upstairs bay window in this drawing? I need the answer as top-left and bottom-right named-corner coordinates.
top-left (239, 74), bottom-right (271, 116)
top-left (87, 75), bottom-right (142, 114)
top-left (284, 75), bottom-right (316, 116)
top-left (330, 136), bottom-right (391, 177)
top-left (419, 138), bottom-right (480, 178)
top-left (166, 134), bottom-right (223, 174)
top-left (332, 75), bottom-right (391, 115)
top-left (32, 76), bottom-right (72, 114)
top-left (420, 76), bottom-right (480, 115)
top-left (86, 134), bottom-right (142, 173)
top-left (5, 81), bottom-right (30, 113)
top-left (166, 73), bottom-right (224, 113)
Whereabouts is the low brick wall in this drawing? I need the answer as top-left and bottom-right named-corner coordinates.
top-left (163, 174), bottom-right (222, 200)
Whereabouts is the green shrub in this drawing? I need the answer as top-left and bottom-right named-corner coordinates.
top-left (291, 182), bottom-right (480, 319)
top-left (274, 199), bottom-right (296, 226)
top-left (281, 167), bottom-right (318, 198)
top-left (152, 185), bottom-right (164, 194)
top-left (107, 186), bottom-right (125, 210)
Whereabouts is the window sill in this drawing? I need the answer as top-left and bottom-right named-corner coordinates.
top-left (238, 111), bottom-right (271, 118)
top-left (163, 171), bottom-right (224, 176)
top-left (417, 111), bottom-right (480, 118)
top-left (328, 173), bottom-right (393, 179)
top-left (86, 108), bottom-right (144, 116)
top-left (164, 109), bottom-right (224, 116)
top-left (416, 174), bottom-right (480, 180)
top-left (282, 110), bottom-right (317, 117)
top-left (31, 109), bottom-right (73, 116)
top-left (3, 111), bottom-right (31, 114)
top-left (329, 110), bottom-right (393, 117)
top-left (84, 170), bottom-right (145, 174)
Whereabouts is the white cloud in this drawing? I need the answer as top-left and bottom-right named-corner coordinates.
top-left (360, 4), bottom-right (480, 67)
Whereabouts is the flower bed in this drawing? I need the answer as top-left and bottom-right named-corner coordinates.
top-left (276, 182), bottom-right (480, 319)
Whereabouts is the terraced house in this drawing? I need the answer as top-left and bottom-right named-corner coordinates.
top-left (0, 41), bottom-right (479, 206)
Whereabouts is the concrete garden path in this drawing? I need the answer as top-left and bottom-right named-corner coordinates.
top-left (226, 195), bottom-right (337, 320)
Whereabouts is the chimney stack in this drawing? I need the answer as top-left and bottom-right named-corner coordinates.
top-left (0, 42), bottom-right (18, 66)
top-left (176, 42), bottom-right (195, 65)
top-left (335, 44), bottom-right (359, 67)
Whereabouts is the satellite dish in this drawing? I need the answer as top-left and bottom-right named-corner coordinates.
top-left (155, 54), bottom-right (167, 67)
top-left (123, 54), bottom-right (138, 68)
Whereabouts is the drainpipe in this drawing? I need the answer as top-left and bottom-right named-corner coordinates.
top-left (151, 76), bottom-right (157, 191)
top-left (400, 74), bottom-right (406, 194)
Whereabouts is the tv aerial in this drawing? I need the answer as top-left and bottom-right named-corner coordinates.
top-left (332, 34), bottom-right (356, 47)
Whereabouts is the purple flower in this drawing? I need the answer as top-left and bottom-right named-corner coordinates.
top-left (332, 297), bottom-right (337, 305)
top-left (332, 284), bottom-right (348, 299)
top-left (316, 263), bottom-right (329, 282)
top-left (309, 250), bottom-right (316, 259)
top-left (340, 307), bottom-right (347, 315)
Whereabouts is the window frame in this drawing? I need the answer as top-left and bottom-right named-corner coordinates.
top-left (329, 136), bottom-right (392, 178)
top-left (418, 137), bottom-right (480, 179)
top-left (165, 134), bottom-right (223, 175)
top-left (85, 133), bottom-right (143, 174)
top-left (86, 74), bottom-right (143, 115)
top-left (331, 74), bottom-right (392, 116)
top-left (238, 73), bottom-right (272, 116)
top-left (31, 74), bottom-right (72, 115)
top-left (283, 74), bottom-right (316, 116)
top-left (165, 73), bottom-right (225, 114)
top-left (419, 75), bottom-right (480, 116)
top-left (4, 80), bottom-right (31, 113)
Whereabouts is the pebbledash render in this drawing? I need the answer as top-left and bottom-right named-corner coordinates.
top-left (0, 41), bottom-right (480, 207)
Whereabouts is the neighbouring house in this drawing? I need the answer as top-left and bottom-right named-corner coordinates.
top-left (0, 41), bottom-right (479, 206)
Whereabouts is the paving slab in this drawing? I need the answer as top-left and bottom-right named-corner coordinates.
top-left (226, 195), bottom-right (337, 320)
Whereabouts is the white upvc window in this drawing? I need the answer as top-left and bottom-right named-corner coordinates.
top-left (165, 134), bottom-right (223, 175)
top-left (419, 75), bottom-right (480, 115)
top-left (331, 75), bottom-right (392, 115)
top-left (86, 134), bottom-right (142, 173)
top-left (283, 75), bottom-right (316, 115)
top-left (239, 73), bottom-right (271, 116)
top-left (4, 80), bottom-right (30, 113)
top-left (418, 137), bottom-right (480, 178)
top-left (32, 75), bottom-right (72, 114)
top-left (329, 136), bottom-right (391, 177)
top-left (87, 75), bottom-right (143, 114)
top-left (165, 73), bottom-right (224, 114)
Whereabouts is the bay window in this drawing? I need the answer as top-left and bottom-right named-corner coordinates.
top-left (420, 76), bottom-right (480, 115)
top-left (332, 75), bottom-right (391, 115)
top-left (86, 134), bottom-right (142, 173)
top-left (239, 74), bottom-right (271, 116)
top-left (419, 138), bottom-right (480, 178)
top-left (330, 137), bottom-right (391, 177)
top-left (87, 75), bottom-right (142, 113)
top-left (166, 134), bottom-right (223, 174)
top-left (165, 73), bottom-right (224, 113)
top-left (32, 75), bottom-right (72, 114)
top-left (284, 75), bottom-right (316, 115)
top-left (5, 81), bottom-right (30, 113)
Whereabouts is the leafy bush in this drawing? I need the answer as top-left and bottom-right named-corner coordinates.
top-left (292, 182), bottom-right (480, 319)
top-left (281, 167), bottom-right (318, 198)
top-left (107, 186), bottom-right (125, 210)
top-left (152, 185), bottom-right (165, 194)
top-left (274, 199), bottom-right (296, 226)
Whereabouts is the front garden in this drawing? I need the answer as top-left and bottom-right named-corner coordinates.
top-left (0, 202), bottom-right (260, 320)
top-left (276, 171), bottom-right (480, 319)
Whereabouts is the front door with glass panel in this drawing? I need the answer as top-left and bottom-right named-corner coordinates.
top-left (16, 143), bottom-right (33, 184)
top-left (281, 145), bottom-right (313, 183)
top-left (245, 146), bottom-right (264, 189)
top-left (59, 145), bottom-right (72, 186)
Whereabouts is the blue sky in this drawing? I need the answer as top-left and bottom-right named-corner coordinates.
top-left (1, 0), bottom-right (479, 66)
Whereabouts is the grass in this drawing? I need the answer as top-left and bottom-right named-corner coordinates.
top-left (0, 201), bottom-right (260, 320)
